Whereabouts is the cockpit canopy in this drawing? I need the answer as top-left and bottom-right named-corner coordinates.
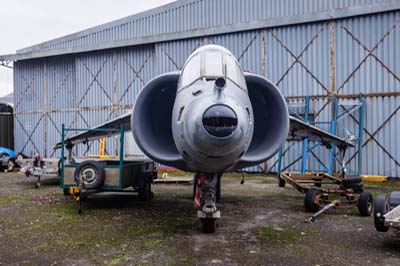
top-left (178, 45), bottom-right (247, 91)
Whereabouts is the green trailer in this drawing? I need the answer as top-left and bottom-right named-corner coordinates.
top-left (60, 124), bottom-right (156, 212)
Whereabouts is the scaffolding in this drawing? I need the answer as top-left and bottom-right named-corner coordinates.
top-left (278, 94), bottom-right (365, 178)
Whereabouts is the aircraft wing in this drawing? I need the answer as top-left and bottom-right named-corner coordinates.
top-left (54, 112), bottom-right (354, 151)
top-left (53, 112), bottom-right (132, 149)
top-left (288, 115), bottom-right (354, 149)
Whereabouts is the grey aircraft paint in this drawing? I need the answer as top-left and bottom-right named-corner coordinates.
top-left (132, 45), bottom-right (290, 174)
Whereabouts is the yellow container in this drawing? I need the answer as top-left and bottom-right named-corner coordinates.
top-left (361, 175), bottom-right (388, 182)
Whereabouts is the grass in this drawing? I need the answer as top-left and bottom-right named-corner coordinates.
top-left (109, 253), bottom-right (130, 266)
top-left (363, 180), bottom-right (400, 190)
top-left (256, 225), bottom-right (309, 247)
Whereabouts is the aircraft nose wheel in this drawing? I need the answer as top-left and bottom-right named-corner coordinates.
top-left (195, 173), bottom-right (221, 233)
top-left (201, 218), bottom-right (216, 233)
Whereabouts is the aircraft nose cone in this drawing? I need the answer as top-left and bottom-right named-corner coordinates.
top-left (202, 104), bottom-right (238, 138)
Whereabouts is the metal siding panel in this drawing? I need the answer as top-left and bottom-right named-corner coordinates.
top-left (16, 0), bottom-right (397, 56)
top-left (335, 11), bottom-right (400, 95)
top-left (11, 8), bottom-right (400, 177)
top-left (117, 46), bottom-right (154, 107)
top-left (266, 22), bottom-right (330, 97)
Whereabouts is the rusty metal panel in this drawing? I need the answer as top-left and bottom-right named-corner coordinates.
top-left (14, 60), bottom-right (44, 112)
top-left (116, 46), bottom-right (155, 108)
top-left (14, 112), bottom-right (44, 156)
top-left (335, 11), bottom-right (400, 95)
top-left (265, 22), bottom-right (331, 97)
top-left (75, 51), bottom-right (114, 108)
top-left (362, 96), bottom-right (400, 177)
top-left (46, 56), bottom-right (76, 110)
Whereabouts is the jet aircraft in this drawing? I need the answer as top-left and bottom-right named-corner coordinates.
top-left (56, 45), bottom-right (353, 233)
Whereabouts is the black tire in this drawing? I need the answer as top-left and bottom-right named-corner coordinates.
top-left (58, 157), bottom-right (76, 177)
top-left (63, 188), bottom-right (70, 196)
top-left (389, 191), bottom-right (400, 208)
top-left (278, 176), bottom-right (285, 188)
top-left (7, 160), bottom-right (15, 172)
top-left (374, 194), bottom-right (389, 232)
top-left (314, 181), bottom-right (322, 187)
top-left (357, 191), bottom-right (373, 217)
top-left (304, 189), bottom-right (322, 213)
top-left (342, 177), bottom-right (364, 192)
top-left (201, 218), bottom-right (216, 233)
top-left (16, 153), bottom-right (24, 161)
top-left (74, 160), bottom-right (105, 189)
top-left (138, 182), bottom-right (152, 201)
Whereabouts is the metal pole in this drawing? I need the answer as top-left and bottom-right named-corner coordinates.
top-left (357, 95), bottom-right (365, 177)
top-left (328, 94), bottom-right (338, 176)
top-left (301, 96), bottom-right (310, 175)
top-left (119, 124), bottom-right (124, 189)
top-left (61, 124), bottom-right (65, 188)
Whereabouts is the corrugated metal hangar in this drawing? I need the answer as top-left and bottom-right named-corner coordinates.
top-left (0, 0), bottom-right (399, 176)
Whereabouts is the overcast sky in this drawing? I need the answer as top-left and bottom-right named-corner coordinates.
top-left (0, 0), bottom-right (176, 97)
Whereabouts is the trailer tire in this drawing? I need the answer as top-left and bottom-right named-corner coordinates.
top-left (357, 191), bottom-right (373, 217)
top-left (58, 157), bottom-right (76, 177)
top-left (305, 189), bottom-right (322, 213)
top-left (7, 159), bottom-right (15, 172)
top-left (374, 194), bottom-right (389, 232)
top-left (16, 153), bottom-right (24, 161)
top-left (74, 160), bottom-right (105, 189)
top-left (138, 182), bottom-right (152, 201)
top-left (63, 188), bottom-right (70, 196)
top-left (278, 176), bottom-right (285, 187)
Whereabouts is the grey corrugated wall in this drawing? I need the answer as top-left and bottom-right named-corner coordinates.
top-left (12, 1), bottom-right (400, 176)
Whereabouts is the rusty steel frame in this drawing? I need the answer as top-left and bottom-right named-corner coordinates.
top-left (268, 23), bottom-right (330, 94)
top-left (280, 172), bottom-right (359, 209)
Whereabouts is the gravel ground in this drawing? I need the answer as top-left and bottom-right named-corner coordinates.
top-left (0, 171), bottom-right (399, 266)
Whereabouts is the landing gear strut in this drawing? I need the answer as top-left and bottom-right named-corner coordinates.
top-left (194, 173), bottom-right (221, 233)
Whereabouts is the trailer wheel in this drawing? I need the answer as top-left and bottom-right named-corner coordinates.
top-left (201, 218), bottom-right (216, 233)
top-left (278, 176), bottom-right (285, 188)
top-left (74, 160), bottom-right (105, 189)
top-left (358, 191), bottom-right (373, 216)
top-left (138, 182), bottom-right (152, 201)
top-left (374, 194), bottom-right (389, 232)
top-left (7, 160), bottom-right (15, 172)
top-left (16, 153), bottom-right (24, 161)
top-left (305, 189), bottom-right (322, 213)
top-left (58, 157), bottom-right (76, 177)
top-left (63, 188), bottom-right (70, 196)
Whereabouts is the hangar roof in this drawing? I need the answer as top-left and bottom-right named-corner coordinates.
top-left (1, 0), bottom-right (400, 61)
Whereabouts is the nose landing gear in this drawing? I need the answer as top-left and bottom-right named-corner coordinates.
top-left (194, 173), bottom-right (221, 233)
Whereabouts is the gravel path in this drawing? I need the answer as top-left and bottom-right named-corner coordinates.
top-left (0, 171), bottom-right (399, 265)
